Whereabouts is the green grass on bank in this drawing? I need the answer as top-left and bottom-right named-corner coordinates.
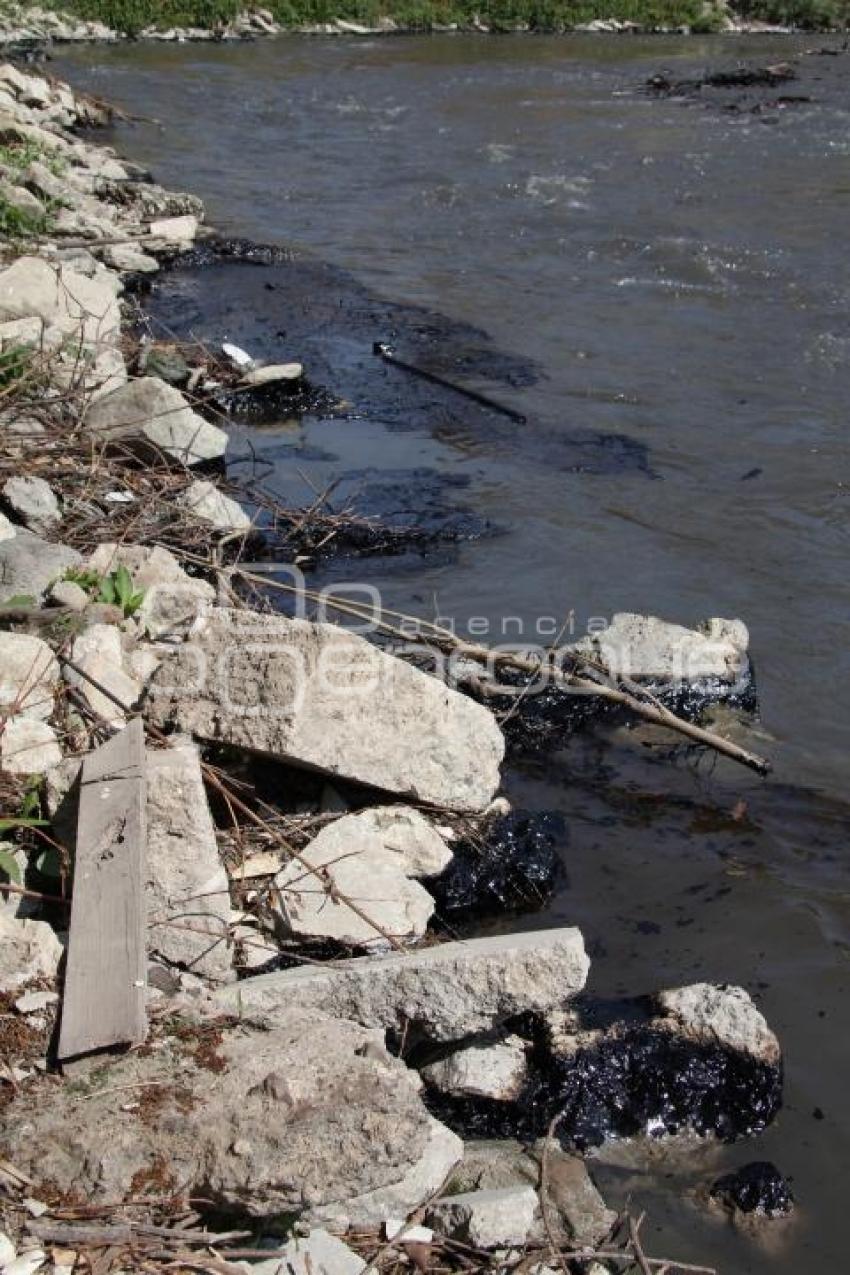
top-left (10, 0), bottom-right (850, 35)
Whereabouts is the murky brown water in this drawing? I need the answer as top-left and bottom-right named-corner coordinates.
top-left (58, 32), bottom-right (850, 1273)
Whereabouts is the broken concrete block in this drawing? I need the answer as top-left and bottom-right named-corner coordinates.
top-left (427, 1185), bottom-right (539, 1248)
top-left (146, 738), bottom-right (232, 983)
top-left (146, 608), bottom-right (504, 813)
top-left (421, 1033), bottom-right (530, 1102)
top-left (67, 624), bottom-right (141, 727)
top-left (273, 806), bottom-right (452, 948)
top-left (214, 927), bottom-right (589, 1043)
top-left (2, 1009), bottom-right (461, 1226)
top-left (569, 613), bottom-right (750, 691)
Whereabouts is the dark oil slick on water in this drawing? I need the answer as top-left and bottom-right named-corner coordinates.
top-left (57, 32), bottom-right (850, 1275)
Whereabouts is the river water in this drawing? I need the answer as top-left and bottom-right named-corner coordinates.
top-left (59, 33), bottom-right (849, 1273)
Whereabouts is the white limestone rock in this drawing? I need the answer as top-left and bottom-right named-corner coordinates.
top-left (0, 632), bottom-right (59, 720)
top-left (83, 377), bottom-right (227, 466)
top-left (177, 479), bottom-right (252, 532)
top-left (241, 362), bottom-right (303, 386)
top-left (0, 255), bottom-right (120, 352)
top-left (0, 716), bottom-right (61, 775)
top-left (655, 983), bottom-right (781, 1066)
top-left (0, 914), bottom-right (62, 991)
top-left (0, 532), bottom-right (81, 603)
top-left (1, 474), bottom-right (60, 534)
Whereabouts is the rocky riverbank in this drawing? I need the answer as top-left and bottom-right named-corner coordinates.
top-left (0, 57), bottom-right (794, 1275)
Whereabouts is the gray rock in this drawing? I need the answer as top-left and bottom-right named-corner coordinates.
top-left (238, 1230), bottom-right (364, 1275)
top-left (146, 608), bottom-right (504, 813)
top-left (83, 377), bottom-right (227, 466)
top-left (274, 831), bottom-right (436, 950)
top-left (0, 255), bottom-right (120, 353)
top-left (177, 479), bottom-right (252, 532)
top-left (655, 983), bottom-right (780, 1066)
top-left (214, 927), bottom-right (589, 1043)
top-left (0, 179), bottom-right (42, 218)
top-left (66, 624), bottom-right (141, 728)
top-left (527, 1144), bottom-right (616, 1247)
top-left (148, 213), bottom-right (199, 246)
top-left (86, 542), bottom-right (214, 640)
top-left (100, 243), bottom-right (160, 274)
top-left (139, 343), bottom-right (189, 385)
top-left (421, 1033), bottom-right (530, 1102)
top-left (0, 915), bottom-right (62, 992)
top-left (146, 739), bottom-right (232, 982)
top-left (0, 531), bottom-right (81, 603)
top-left (1, 475), bottom-right (60, 534)
top-left (0, 632), bottom-right (59, 721)
top-left (3, 1009), bottom-right (462, 1225)
top-left (0, 511), bottom-right (15, 543)
top-left (273, 807), bottom-right (452, 948)
top-left (449, 1140), bottom-right (538, 1195)
top-left (427, 1186), bottom-right (539, 1248)
top-left (47, 579), bottom-right (88, 611)
top-left (23, 158), bottom-right (66, 204)
top-left (569, 613), bottom-right (750, 691)
top-left (0, 716), bottom-right (61, 775)
top-left (241, 362), bottom-right (303, 386)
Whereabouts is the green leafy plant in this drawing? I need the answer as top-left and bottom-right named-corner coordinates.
top-left (63, 566), bottom-right (103, 594)
top-left (98, 564), bottom-right (146, 617)
top-left (0, 342), bottom-right (36, 390)
top-left (0, 845), bottom-right (22, 884)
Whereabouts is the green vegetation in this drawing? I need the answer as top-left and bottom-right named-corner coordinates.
top-left (65, 563), bottom-right (146, 617)
top-left (0, 139), bottom-right (67, 180)
top-left (31, 0), bottom-right (850, 33)
top-left (732, 0), bottom-right (847, 27)
top-left (0, 341), bottom-right (36, 387)
top-left (0, 196), bottom-right (48, 239)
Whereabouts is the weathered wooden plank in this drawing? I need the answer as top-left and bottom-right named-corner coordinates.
top-left (58, 717), bottom-right (147, 1062)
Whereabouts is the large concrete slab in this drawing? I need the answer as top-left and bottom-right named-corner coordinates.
top-left (215, 927), bottom-right (588, 1042)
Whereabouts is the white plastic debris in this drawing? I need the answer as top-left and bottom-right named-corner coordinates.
top-left (0, 1232), bottom-right (16, 1266)
top-left (104, 490), bottom-right (135, 504)
top-left (221, 341), bottom-right (254, 369)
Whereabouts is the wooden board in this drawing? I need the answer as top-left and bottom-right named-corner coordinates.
top-left (58, 718), bottom-right (147, 1063)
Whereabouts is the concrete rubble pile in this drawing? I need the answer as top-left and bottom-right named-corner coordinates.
top-left (0, 58), bottom-right (788, 1275)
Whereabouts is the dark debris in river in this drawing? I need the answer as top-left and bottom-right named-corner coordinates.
top-left (422, 994), bottom-right (782, 1154)
top-left (430, 810), bottom-right (564, 923)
